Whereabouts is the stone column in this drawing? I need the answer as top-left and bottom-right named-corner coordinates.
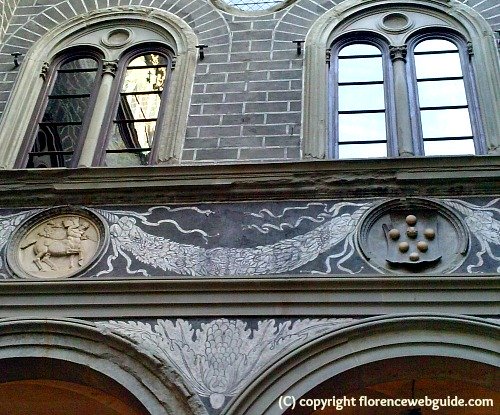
top-left (389, 45), bottom-right (414, 157)
top-left (78, 60), bottom-right (118, 167)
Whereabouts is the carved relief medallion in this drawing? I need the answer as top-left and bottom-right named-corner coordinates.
top-left (7, 207), bottom-right (108, 279)
top-left (357, 198), bottom-right (469, 274)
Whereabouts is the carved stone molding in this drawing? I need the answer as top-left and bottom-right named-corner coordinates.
top-left (102, 59), bottom-right (118, 76)
top-left (389, 45), bottom-right (407, 62)
top-left (40, 62), bottom-right (50, 80)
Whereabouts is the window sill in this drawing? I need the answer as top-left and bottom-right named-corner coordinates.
top-left (0, 155), bottom-right (498, 207)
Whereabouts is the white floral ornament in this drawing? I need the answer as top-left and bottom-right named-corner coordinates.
top-left (96, 318), bottom-right (356, 409)
top-left (444, 199), bottom-right (500, 272)
top-left (97, 202), bottom-right (370, 277)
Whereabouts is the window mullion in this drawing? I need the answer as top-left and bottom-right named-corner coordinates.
top-left (389, 45), bottom-right (414, 156)
top-left (78, 60), bottom-right (118, 167)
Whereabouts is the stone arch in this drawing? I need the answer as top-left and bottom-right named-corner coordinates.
top-left (0, 317), bottom-right (207, 415)
top-left (0, 6), bottom-right (200, 167)
top-left (301, 0), bottom-right (500, 159)
top-left (223, 314), bottom-right (499, 415)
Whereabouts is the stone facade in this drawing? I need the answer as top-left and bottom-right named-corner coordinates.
top-left (0, 1), bottom-right (498, 414)
top-left (0, 0), bottom-right (498, 162)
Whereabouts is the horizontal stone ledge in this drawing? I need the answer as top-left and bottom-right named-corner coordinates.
top-left (0, 156), bottom-right (498, 205)
top-left (0, 275), bottom-right (498, 318)
top-left (0, 274), bottom-right (498, 292)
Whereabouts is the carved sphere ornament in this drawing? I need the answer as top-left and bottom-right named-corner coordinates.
top-left (6, 207), bottom-right (108, 279)
top-left (357, 198), bottom-right (469, 274)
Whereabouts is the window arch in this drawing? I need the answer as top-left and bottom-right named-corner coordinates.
top-left (303, 0), bottom-right (500, 160)
top-left (0, 7), bottom-right (198, 169)
top-left (97, 45), bottom-right (175, 167)
top-left (329, 36), bottom-right (397, 159)
top-left (17, 49), bottom-right (104, 168)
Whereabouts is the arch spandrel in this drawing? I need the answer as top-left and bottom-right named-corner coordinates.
top-left (222, 314), bottom-right (500, 415)
top-left (0, 317), bottom-right (207, 415)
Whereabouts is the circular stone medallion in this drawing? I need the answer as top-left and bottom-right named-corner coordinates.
top-left (357, 198), bottom-right (469, 274)
top-left (379, 12), bottom-right (413, 33)
top-left (101, 28), bottom-right (133, 48)
top-left (7, 207), bottom-right (108, 279)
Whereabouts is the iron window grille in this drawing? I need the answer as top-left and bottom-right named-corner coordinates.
top-left (17, 45), bottom-right (174, 168)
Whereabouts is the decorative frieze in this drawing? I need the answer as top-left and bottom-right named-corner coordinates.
top-left (0, 198), bottom-right (498, 279)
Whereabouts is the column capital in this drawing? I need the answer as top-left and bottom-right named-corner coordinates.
top-left (102, 60), bottom-right (118, 76)
top-left (390, 45), bottom-right (407, 62)
top-left (40, 62), bottom-right (50, 80)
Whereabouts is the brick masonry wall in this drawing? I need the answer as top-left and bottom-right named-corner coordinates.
top-left (0, 0), bottom-right (20, 43)
top-left (0, 0), bottom-right (498, 163)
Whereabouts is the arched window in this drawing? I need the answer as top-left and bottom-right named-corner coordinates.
top-left (303, 0), bottom-right (500, 160)
top-left (18, 45), bottom-right (175, 168)
top-left (407, 35), bottom-right (485, 156)
top-left (19, 51), bottom-right (103, 168)
top-left (330, 40), bottom-right (395, 159)
top-left (98, 47), bottom-right (174, 167)
top-left (0, 8), bottom-right (198, 169)
top-left (328, 30), bottom-right (485, 159)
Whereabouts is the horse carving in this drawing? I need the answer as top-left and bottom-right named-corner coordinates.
top-left (21, 217), bottom-right (91, 271)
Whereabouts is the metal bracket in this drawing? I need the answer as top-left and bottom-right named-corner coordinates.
top-left (11, 52), bottom-right (22, 68)
top-left (196, 45), bottom-right (208, 60)
top-left (292, 40), bottom-right (304, 56)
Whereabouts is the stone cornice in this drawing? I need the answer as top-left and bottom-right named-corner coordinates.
top-left (0, 275), bottom-right (498, 317)
top-left (0, 156), bottom-right (498, 207)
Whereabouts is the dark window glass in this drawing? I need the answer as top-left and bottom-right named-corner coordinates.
top-left (27, 57), bottom-right (99, 168)
top-left (105, 52), bottom-right (170, 167)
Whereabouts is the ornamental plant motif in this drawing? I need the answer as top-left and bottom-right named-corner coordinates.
top-left (96, 318), bottom-right (356, 409)
top-left (444, 199), bottom-right (500, 272)
top-left (96, 202), bottom-right (370, 277)
top-left (0, 212), bottom-right (31, 278)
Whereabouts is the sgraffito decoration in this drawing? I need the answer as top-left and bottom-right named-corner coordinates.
top-left (443, 199), bottom-right (500, 273)
top-left (96, 318), bottom-right (356, 410)
top-left (0, 211), bottom-right (33, 279)
top-left (95, 202), bottom-right (371, 277)
top-left (0, 198), bottom-right (498, 278)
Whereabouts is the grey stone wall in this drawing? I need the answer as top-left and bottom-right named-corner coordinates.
top-left (0, 0), bottom-right (20, 43)
top-left (0, 0), bottom-right (498, 163)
